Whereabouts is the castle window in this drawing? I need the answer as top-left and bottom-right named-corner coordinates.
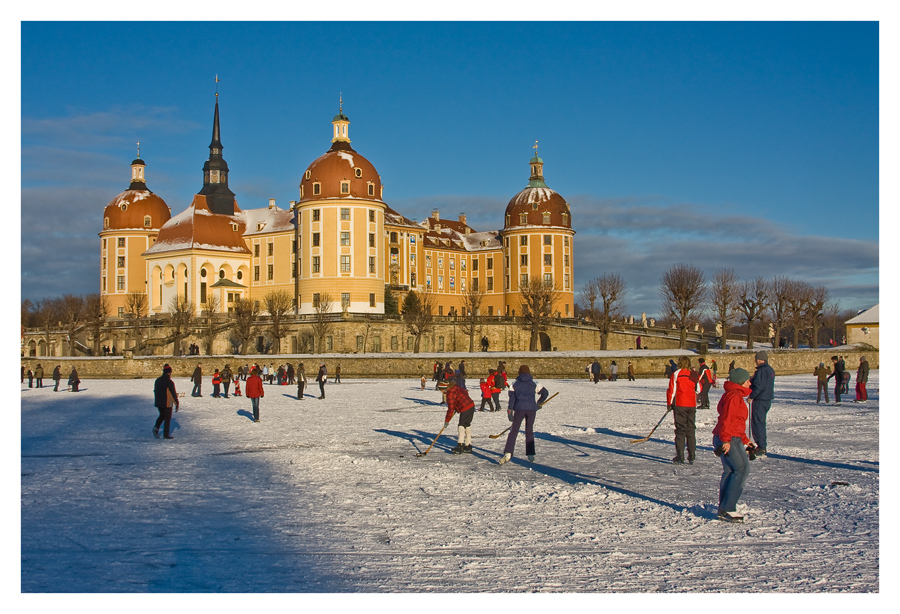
top-left (564, 254), bottom-right (569, 267)
top-left (219, 270), bottom-right (225, 279)
top-left (313, 233), bottom-right (320, 247)
top-left (313, 256), bottom-right (320, 273)
top-left (520, 254), bottom-right (528, 266)
top-left (487, 276), bottom-right (493, 291)
top-left (144, 216), bottom-right (151, 227)
top-left (369, 233), bottom-right (375, 247)
top-left (369, 209), bottom-right (375, 222)
top-left (342, 293), bottom-right (350, 309)
top-left (267, 265), bottom-right (273, 280)
top-left (341, 181), bottom-right (350, 194)
top-left (544, 235), bottom-right (552, 245)
top-left (487, 257), bottom-right (493, 270)
top-left (200, 268), bottom-right (207, 278)
top-left (267, 242), bottom-right (273, 256)
top-left (257, 223), bottom-right (264, 231)
top-left (313, 209), bottom-right (320, 221)
top-left (305, 170), bottom-right (311, 180)
top-left (341, 208), bottom-right (350, 220)
top-left (562, 213), bottom-right (569, 225)
top-left (543, 213), bottom-right (551, 224)
top-left (543, 273), bottom-right (552, 286)
top-left (341, 255), bottom-right (351, 272)
top-left (341, 232), bottom-right (350, 246)
top-left (313, 293), bottom-right (320, 308)
top-left (564, 236), bottom-right (569, 247)
top-left (103, 238), bottom-right (106, 249)
top-left (117, 256), bottom-right (125, 268)
top-left (254, 266), bottom-right (260, 281)
top-left (102, 277), bottom-right (107, 292)
top-left (231, 223), bottom-right (238, 231)
top-left (118, 238), bottom-right (125, 248)
top-left (313, 183), bottom-right (321, 196)
top-left (520, 274), bottom-right (528, 287)
top-left (565, 274), bottom-right (570, 289)
top-left (369, 256), bottom-right (376, 273)
top-left (472, 278), bottom-right (478, 291)
top-left (117, 276), bottom-right (125, 290)
top-left (254, 244), bottom-right (260, 257)
top-left (237, 270), bottom-right (243, 280)
top-left (390, 232), bottom-right (398, 243)
top-left (520, 236), bottom-right (527, 246)
top-left (544, 254), bottom-right (552, 266)
top-left (121, 203), bottom-right (128, 211)
top-left (519, 213), bottom-right (527, 224)
top-left (532, 202), bottom-right (538, 211)
top-left (354, 168), bottom-right (362, 178)
top-left (411, 272), bottom-right (416, 287)
top-left (368, 183), bottom-right (375, 196)
top-left (369, 293), bottom-right (376, 307)
top-left (472, 259), bottom-right (479, 271)
top-left (506, 214), bottom-right (511, 226)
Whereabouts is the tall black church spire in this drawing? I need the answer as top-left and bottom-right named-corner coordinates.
top-left (199, 90), bottom-right (237, 215)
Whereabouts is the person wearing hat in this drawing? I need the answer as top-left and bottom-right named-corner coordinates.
top-left (444, 378), bottom-right (476, 454)
top-left (153, 364), bottom-right (179, 439)
top-left (712, 368), bottom-right (753, 523)
top-left (814, 361), bottom-right (831, 404)
top-left (748, 350), bottom-right (775, 457)
top-left (498, 364), bottom-right (550, 465)
top-left (855, 356), bottom-right (869, 403)
top-left (316, 362), bottom-right (327, 399)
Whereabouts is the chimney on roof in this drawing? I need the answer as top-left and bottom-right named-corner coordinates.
top-left (268, 199), bottom-right (276, 209)
top-left (458, 213), bottom-right (466, 225)
top-left (432, 209), bottom-right (440, 221)
top-left (290, 200), bottom-right (296, 209)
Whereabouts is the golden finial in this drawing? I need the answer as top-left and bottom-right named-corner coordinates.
top-left (215, 74), bottom-right (219, 97)
top-left (339, 92), bottom-right (343, 113)
top-left (533, 140), bottom-right (539, 155)
top-left (137, 141), bottom-right (140, 158)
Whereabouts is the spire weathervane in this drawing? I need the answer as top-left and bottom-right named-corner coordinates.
top-left (339, 92), bottom-right (343, 113)
top-left (215, 74), bottom-right (219, 98)
top-left (533, 140), bottom-right (539, 156)
top-left (137, 141), bottom-right (140, 158)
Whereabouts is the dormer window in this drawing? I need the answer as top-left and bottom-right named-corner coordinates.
top-left (305, 170), bottom-right (311, 180)
top-left (257, 223), bottom-right (264, 231)
top-left (231, 223), bottom-right (238, 231)
top-left (313, 182), bottom-right (321, 196)
top-left (341, 181), bottom-right (350, 194)
top-left (368, 183), bottom-right (375, 196)
top-left (354, 168), bottom-right (362, 178)
top-left (519, 213), bottom-right (527, 224)
top-left (562, 213), bottom-right (569, 225)
top-left (104, 217), bottom-right (110, 229)
top-left (120, 203), bottom-right (128, 212)
top-left (144, 216), bottom-right (151, 227)
top-left (543, 212), bottom-right (551, 224)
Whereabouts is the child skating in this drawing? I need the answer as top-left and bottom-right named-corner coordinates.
top-left (444, 379), bottom-right (476, 454)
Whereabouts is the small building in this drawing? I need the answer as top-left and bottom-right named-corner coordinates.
top-left (845, 304), bottom-right (879, 347)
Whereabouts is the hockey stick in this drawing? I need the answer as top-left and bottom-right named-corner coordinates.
top-left (489, 392), bottom-right (559, 439)
top-left (415, 422), bottom-right (449, 457)
top-left (630, 407), bottom-right (672, 444)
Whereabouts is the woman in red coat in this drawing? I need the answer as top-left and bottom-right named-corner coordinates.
top-left (246, 368), bottom-right (264, 423)
top-left (712, 368), bottom-right (752, 523)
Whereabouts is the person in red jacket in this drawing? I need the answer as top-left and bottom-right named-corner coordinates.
top-left (246, 367), bottom-right (264, 423)
top-left (479, 377), bottom-right (494, 411)
top-left (666, 355), bottom-right (700, 464)
top-left (712, 368), bottom-right (753, 523)
top-left (444, 379), bottom-right (476, 454)
top-left (211, 369), bottom-right (222, 398)
top-left (489, 367), bottom-right (503, 412)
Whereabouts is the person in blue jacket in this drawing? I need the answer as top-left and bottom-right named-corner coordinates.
top-left (498, 364), bottom-right (549, 465)
top-left (747, 350), bottom-right (775, 457)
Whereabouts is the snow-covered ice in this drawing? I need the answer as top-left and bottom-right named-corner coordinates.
top-left (20, 369), bottom-right (879, 592)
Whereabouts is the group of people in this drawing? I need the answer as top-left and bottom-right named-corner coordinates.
top-left (187, 361), bottom-right (332, 402)
top-left (586, 359), bottom-right (635, 382)
top-left (814, 355), bottom-right (869, 404)
top-left (23, 364), bottom-right (80, 392)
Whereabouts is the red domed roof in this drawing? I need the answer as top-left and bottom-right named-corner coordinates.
top-left (504, 155), bottom-right (571, 230)
top-left (103, 189), bottom-right (171, 231)
top-left (144, 195), bottom-right (249, 256)
top-left (299, 141), bottom-right (382, 202)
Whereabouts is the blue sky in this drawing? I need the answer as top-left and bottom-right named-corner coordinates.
top-left (20, 20), bottom-right (880, 316)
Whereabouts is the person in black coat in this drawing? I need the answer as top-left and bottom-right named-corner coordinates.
top-left (153, 364), bottom-right (179, 439)
top-left (190, 363), bottom-right (202, 397)
top-left (316, 363), bottom-right (327, 399)
top-left (748, 351), bottom-right (775, 456)
top-left (827, 355), bottom-right (846, 405)
top-left (67, 367), bottom-right (80, 392)
top-left (52, 365), bottom-right (62, 391)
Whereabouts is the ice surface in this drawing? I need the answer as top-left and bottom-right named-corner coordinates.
top-left (20, 369), bottom-right (879, 592)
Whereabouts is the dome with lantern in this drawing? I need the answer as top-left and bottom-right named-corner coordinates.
top-left (503, 149), bottom-right (571, 229)
top-left (299, 102), bottom-right (383, 202)
top-left (102, 156), bottom-right (172, 231)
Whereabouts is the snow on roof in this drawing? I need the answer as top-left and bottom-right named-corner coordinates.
top-left (337, 151), bottom-right (355, 168)
top-left (238, 205), bottom-right (294, 236)
top-left (845, 304), bottom-right (879, 325)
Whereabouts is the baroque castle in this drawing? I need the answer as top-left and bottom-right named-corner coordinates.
top-left (99, 95), bottom-right (576, 348)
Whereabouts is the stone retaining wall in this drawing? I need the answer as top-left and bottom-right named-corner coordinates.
top-left (21, 348), bottom-right (877, 381)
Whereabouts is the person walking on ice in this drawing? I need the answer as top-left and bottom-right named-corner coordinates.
top-left (498, 364), bottom-right (549, 465)
top-left (153, 364), bottom-right (179, 439)
top-left (712, 368), bottom-right (753, 523)
top-left (246, 367), bottom-right (264, 422)
top-left (748, 350), bottom-right (775, 457)
top-left (444, 378), bottom-right (476, 454)
top-left (667, 356), bottom-right (700, 464)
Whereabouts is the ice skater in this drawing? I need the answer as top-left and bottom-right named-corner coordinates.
top-left (444, 378), bottom-right (476, 454)
top-left (478, 377), bottom-right (494, 411)
top-left (153, 364), bottom-right (179, 439)
top-left (498, 365), bottom-right (549, 465)
top-left (712, 368), bottom-right (753, 523)
top-left (246, 367), bottom-right (264, 422)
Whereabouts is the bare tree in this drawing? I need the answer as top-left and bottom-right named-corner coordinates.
top-left (60, 294), bottom-right (87, 355)
top-left (519, 275), bottom-right (562, 351)
top-left (805, 285), bottom-right (829, 349)
top-left (580, 273), bottom-right (627, 350)
top-left (659, 263), bottom-right (706, 349)
top-left (709, 268), bottom-right (739, 350)
top-left (35, 298), bottom-right (61, 355)
top-left (736, 277), bottom-right (768, 349)
top-left (311, 292), bottom-right (335, 353)
top-left (458, 279), bottom-right (487, 352)
top-left (263, 289), bottom-right (295, 354)
top-left (168, 294), bottom-right (195, 356)
top-left (231, 297), bottom-right (260, 354)
top-left (84, 293), bottom-right (110, 355)
top-left (402, 289), bottom-right (435, 353)
top-left (124, 292), bottom-right (149, 355)
top-left (199, 294), bottom-right (224, 355)
top-left (822, 299), bottom-right (843, 346)
top-left (767, 276), bottom-right (792, 348)
top-left (784, 279), bottom-right (812, 348)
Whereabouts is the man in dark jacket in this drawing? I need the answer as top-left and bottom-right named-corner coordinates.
top-left (52, 365), bottom-right (62, 392)
top-left (748, 351), bottom-right (775, 457)
top-left (34, 364), bottom-right (44, 388)
top-left (221, 364), bottom-right (233, 398)
top-left (190, 363), bottom-right (202, 397)
top-left (697, 358), bottom-right (714, 409)
top-left (590, 359), bottom-right (601, 384)
top-left (827, 355), bottom-right (845, 405)
top-left (316, 363), bottom-right (327, 399)
top-left (855, 356), bottom-right (870, 402)
top-left (153, 364), bottom-right (179, 439)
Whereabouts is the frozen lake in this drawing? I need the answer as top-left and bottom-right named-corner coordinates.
top-left (21, 368), bottom-right (879, 592)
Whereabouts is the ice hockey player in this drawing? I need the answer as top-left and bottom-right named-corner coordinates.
top-left (444, 378), bottom-right (476, 454)
top-left (478, 377), bottom-right (494, 411)
top-left (498, 364), bottom-right (549, 464)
